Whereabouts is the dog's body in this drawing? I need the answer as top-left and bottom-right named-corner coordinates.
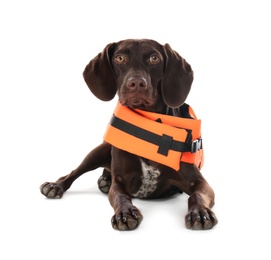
top-left (40, 39), bottom-right (218, 230)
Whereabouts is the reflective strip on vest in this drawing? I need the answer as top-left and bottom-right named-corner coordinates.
top-left (103, 102), bottom-right (204, 171)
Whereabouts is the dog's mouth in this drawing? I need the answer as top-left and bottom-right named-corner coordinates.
top-left (119, 94), bottom-right (155, 110)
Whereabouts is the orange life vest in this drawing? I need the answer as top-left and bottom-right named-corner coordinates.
top-left (104, 102), bottom-right (204, 171)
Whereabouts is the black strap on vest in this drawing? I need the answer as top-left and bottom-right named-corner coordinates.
top-left (109, 115), bottom-right (202, 156)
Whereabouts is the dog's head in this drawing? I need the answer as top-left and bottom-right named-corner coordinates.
top-left (83, 39), bottom-right (193, 111)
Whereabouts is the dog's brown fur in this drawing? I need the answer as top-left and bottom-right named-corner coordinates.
top-left (40, 39), bottom-right (218, 230)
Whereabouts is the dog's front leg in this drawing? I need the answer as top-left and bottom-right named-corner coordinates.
top-left (179, 163), bottom-right (218, 230)
top-left (109, 181), bottom-right (143, 231)
top-left (108, 148), bottom-right (143, 231)
top-left (185, 182), bottom-right (218, 230)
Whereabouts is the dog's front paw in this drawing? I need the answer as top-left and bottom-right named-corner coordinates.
top-left (40, 182), bottom-right (64, 199)
top-left (111, 206), bottom-right (143, 231)
top-left (185, 207), bottom-right (218, 230)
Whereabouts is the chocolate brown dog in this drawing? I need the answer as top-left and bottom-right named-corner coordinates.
top-left (40, 39), bottom-right (218, 230)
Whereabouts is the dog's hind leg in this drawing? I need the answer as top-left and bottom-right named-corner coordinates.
top-left (40, 142), bottom-right (112, 199)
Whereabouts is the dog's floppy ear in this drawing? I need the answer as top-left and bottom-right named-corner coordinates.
top-left (162, 44), bottom-right (194, 108)
top-left (83, 43), bottom-right (117, 101)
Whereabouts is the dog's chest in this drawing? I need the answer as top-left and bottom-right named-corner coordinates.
top-left (132, 159), bottom-right (161, 199)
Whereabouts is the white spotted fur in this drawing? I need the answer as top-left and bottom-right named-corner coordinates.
top-left (132, 159), bottom-right (161, 198)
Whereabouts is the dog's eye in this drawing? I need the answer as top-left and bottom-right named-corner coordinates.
top-left (149, 55), bottom-right (160, 64)
top-left (114, 55), bottom-right (125, 63)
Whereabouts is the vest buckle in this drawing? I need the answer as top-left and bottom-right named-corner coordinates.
top-left (191, 138), bottom-right (202, 153)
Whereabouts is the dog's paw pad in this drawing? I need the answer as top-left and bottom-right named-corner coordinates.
top-left (40, 182), bottom-right (64, 199)
top-left (98, 175), bottom-right (111, 194)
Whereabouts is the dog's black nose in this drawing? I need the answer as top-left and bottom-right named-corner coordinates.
top-left (127, 76), bottom-right (147, 89)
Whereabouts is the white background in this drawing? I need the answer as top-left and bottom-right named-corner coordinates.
top-left (1, 0), bottom-right (270, 259)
